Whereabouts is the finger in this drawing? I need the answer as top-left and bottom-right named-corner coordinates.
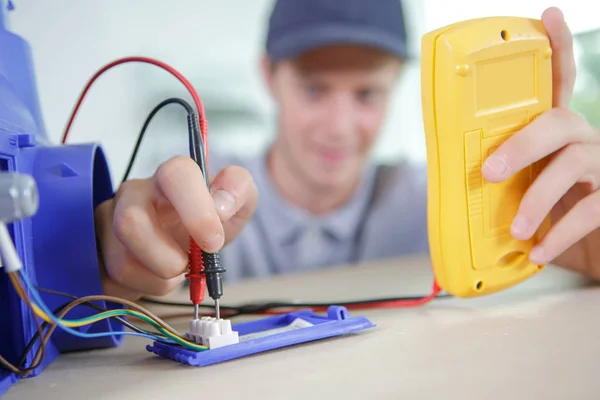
top-left (95, 199), bottom-right (185, 297)
top-left (113, 179), bottom-right (188, 279)
top-left (482, 108), bottom-right (591, 182)
top-left (210, 165), bottom-right (258, 245)
top-left (95, 200), bottom-right (140, 300)
top-left (510, 144), bottom-right (593, 241)
top-left (105, 249), bottom-right (185, 296)
top-left (154, 155), bottom-right (224, 252)
top-left (529, 188), bottom-right (600, 265)
top-left (541, 7), bottom-right (576, 108)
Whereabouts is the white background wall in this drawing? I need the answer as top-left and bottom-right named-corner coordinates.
top-left (4, 0), bottom-right (598, 184)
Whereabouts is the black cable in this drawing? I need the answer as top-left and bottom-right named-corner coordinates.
top-left (16, 300), bottom-right (72, 369)
top-left (0, 275), bottom-right (46, 376)
top-left (125, 98), bottom-right (444, 315)
top-left (124, 99), bottom-right (442, 318)
top-left (140, 292), bottom-right (452, 316)
top-left (184, 112), bottom-right (226, 309)
top-left (121, 97), bottom-right (194, 184)
top-left (122, 96), bottom-right (225, 311)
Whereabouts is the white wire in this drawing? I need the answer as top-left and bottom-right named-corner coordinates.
top-left (0, 222), bottom-right (21, 272)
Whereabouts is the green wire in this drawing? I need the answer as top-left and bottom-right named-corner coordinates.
top-left (67, 309), bottom-right (208, 352)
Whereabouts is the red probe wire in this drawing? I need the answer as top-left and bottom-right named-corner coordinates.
top-left (60, 56), bottom-right (207, 311)
top-left (61, 56), bottom-right (443, 318)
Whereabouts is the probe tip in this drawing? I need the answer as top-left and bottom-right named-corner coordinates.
top-left (215, 299), bottom-right (220, 320)
top-left (193, 304), bottom-right (199, 320)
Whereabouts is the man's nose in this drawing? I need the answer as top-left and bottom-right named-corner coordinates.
top-left (327, 95), bottom-right (356, 138)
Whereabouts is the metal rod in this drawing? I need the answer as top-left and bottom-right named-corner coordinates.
top-left (215, 299), bottom-right (220, 320)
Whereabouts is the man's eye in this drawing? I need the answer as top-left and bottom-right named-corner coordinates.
top-left (358, 89), bottom-right (377, 102)
top-left (304, 86), bottom-right (322, 99)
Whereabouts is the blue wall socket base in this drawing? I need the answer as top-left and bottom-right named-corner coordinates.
top-left (146, 306), bottom-right (376, 366)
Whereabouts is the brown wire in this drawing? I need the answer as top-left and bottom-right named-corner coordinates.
top-left (79, 294), bottom-right (182, 335)
top-left (5, 271), bottom-right (189, 371)
top-left (24, 293), bottom-right (189, 369)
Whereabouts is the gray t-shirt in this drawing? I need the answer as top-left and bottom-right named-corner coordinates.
top-left (209, 149), bottom-right (430, 282)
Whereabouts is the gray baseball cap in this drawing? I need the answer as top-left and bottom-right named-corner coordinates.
top-left (265, 0), bottom-right (409, 62)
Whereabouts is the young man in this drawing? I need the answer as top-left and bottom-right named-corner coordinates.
top-left (95, 1), bottom-right (600, 299)
top-left (208, 0), bottom-right (428, 281)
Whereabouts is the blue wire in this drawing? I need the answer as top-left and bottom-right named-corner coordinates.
top-left (18, 270), bottom-right (172, 343)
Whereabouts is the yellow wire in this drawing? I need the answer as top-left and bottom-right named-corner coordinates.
top-left (10, 274), bottom-right (54, 324)
top-left (8, 273), bottom-right (208, 350)
top-left (10, 274), bottom-right (154, 327)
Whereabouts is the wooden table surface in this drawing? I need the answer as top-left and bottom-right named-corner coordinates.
top-left (6, 255), bottom-right (600, 399)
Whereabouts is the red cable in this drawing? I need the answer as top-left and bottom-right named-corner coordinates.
top-left (61, 56), bottom-right (207, 307)
top-left (343, 280), bottom-right (441, 310)
top-left (60, 56), bottom-right (208, 156)
top-left (254, 281), bottom-right (442, 315)
top-left (60, 56), bottom-right (443, 317)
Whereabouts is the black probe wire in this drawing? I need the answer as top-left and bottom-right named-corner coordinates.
top-left (0, 276), bottom-right (46, 376)
top-left (119, 98), bottom-right (450, 315)
top-left (140, 292), bottom-right (452, 316)
top-left (120, 96), bottom-right (218, 292)
top-left (130, 100), bottom-right (451, 314)
top-left (121, 97), bottom-right (194, 185)
top-left (119, 95), bottom-right (223, 307)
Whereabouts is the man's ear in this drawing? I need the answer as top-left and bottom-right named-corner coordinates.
top-left (260, 54), bottom-right (276, 98)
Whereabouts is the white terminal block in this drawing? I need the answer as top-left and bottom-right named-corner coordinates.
top-left (187, 317), bottom-right (239, 349)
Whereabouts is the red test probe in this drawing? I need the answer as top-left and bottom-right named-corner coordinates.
top-left (60, 56), bottom-right (225, 319)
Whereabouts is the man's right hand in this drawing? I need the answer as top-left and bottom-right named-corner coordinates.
top-left (94, 156), bottom-right (258, 300)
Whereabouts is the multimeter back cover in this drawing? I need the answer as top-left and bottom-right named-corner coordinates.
top-left (421, 17), bottom-right (552, 297)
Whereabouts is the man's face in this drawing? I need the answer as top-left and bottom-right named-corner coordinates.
top-left (265, 45), bottom-right (402, 191)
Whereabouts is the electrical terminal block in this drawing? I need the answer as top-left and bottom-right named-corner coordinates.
top-left (187, 317), bottom-right (239, 349)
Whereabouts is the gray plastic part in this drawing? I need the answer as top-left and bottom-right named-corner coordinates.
top-left (0, 172), bottom-right (39, 222)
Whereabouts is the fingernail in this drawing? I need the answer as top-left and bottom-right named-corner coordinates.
top-left (484, 155), bottom-right (508, 174)
top-left (202, 232), bottom-right (223, 252)
top-left (212, 190), bottom-right (236, 219)
top-left (530, 245), bottom-right (545, 264)
top-left (511, 215), bottom-right (529, 236)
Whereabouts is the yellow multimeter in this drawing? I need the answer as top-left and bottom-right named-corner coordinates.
top-left (421, 17), bottom-right (553, 298)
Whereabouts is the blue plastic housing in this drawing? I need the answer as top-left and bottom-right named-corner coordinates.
top-left (146, 306), bottom-right (376, 366)
top-left (0, 1), bottom-right (124, 396)
top-left (0, 2), bottom-right (377, 395)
